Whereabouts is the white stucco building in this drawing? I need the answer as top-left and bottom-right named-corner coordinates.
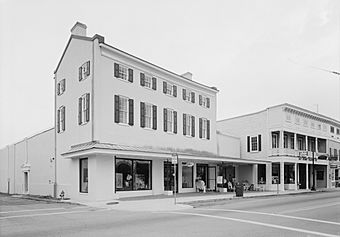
top-left (217, 103), bottom-right (340, 191)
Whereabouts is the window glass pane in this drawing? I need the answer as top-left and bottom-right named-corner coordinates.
top-left (145, 75), bottom-right (151, 88)
top-left (167, 110), bottom-right (173, 132)
top-left (272, 163), bottom-right (280, 184)
top-left (182, 164), bottom-right (193, 188)
top-left (284, 164), bottom-right (295, 184)
top-left (80, 158), bottom-right (88, 193)
top-left (119, 97), bottom-right (128, 123)
top-left (257, 164), bottom-right (266, 184)
top-left (133, 160), bottom-right (151, 190)
top-left (251, 137), bottom-right (258, 151)
top-left (115, 159), bottom-right (133, 191)
top-left (145, 104), bottom-right (152, 128)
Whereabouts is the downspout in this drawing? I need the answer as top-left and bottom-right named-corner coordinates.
top-left (53, 73), bottom-right (57, 198)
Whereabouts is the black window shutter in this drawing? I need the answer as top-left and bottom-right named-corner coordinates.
top-left (86, 61), bottom-right (90, 76)
top-left (191, 116), bottom-right (195, 137)
top-left (183, 114), bottom-right (187, 135)
top-left (85, 93), bottom-right (90, 122)
top-left (140, 73), bottom-right (145, 86)
top-left (79, 67), bottom-right (82, 81)
top-left (191, 92), bottom-right (195, 103)
top-left (182, 89), bottom-right (186, 100)
top-left (78, 97), bottom-right (82, 125)
top-left (128, 99), bottom-right (134, 126)
top-left (173, 85), bottom-right (177, 97)
top-left (207, 98), bottom-right (210, 108)
top-left (140, 102), bottom-right (145, 128)
top-left (62, 107), bottom-right (65, 131)
top-left (173, 111), bottom-right (177, 134)
top-left (57, 83), bottom-right (60, 95)
top-left (152, 77), bottom-right (157, 90)
top-left (152, 105), bottom-right (157, 130)
top-left (163, 108), bottom-right (168, 132)
top-left (199, 95), bottom-right (202, 105)
top-left (199, 118), bottom-right (202, 138)
top-left (207, 120), bottom-right (210, 140)
top-left (247, 136), bottom-right (250, 152)
top-left (57, 109), bottom-right (60, 133)
top-left (62, 79), bottom-right (66, 92)
top-left (114, 95), bottom-right (120, 123)
top-left (258, 134), bottom-right (262, 151)
top-left (114, 63), bottom-right (119, 78)
top-left (163, 81), bottom-right (167, 94)
top-left (128, 69), bottom-right (133, 82)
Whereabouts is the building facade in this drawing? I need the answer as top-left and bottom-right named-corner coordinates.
top-left (217, 103), bottom-right (340, 191)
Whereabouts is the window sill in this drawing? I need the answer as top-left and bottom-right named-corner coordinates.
top-left (165, 131), bottom-right (175, 135)
top-left (115, 77), bottom-right (131, 83)
top-left (80, 121), bottom-right (89, 126)
top-left (142, 127), bottom-right (155, 131)
top-left (116, 122), bottom-right (131, 127)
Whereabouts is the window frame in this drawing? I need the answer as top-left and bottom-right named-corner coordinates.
top-left (202, 118), bottom-right (208, 139)
top-left (79, 93), bottom-right (90, 125)
top-left (118, 96), bottom-right (129, 124)
top-left (57, 106), bottom-right (65, 133)
top-left (144, 103), bottom-right (153, 129)
top-left (272, 133), bottom-right (279, 148)
top-left (79, 61), bottom-right (90, 82)
top-left (185, 114), bottom-right (192, 136)
top-left (166, 109), bottom-right (174, 133)
top-left (79, 158), bottom-right (88, 193)
top-left (250, 136), bottom-right (258, 152)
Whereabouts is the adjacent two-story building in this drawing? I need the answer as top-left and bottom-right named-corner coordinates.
top-left (217, 103), bottom-right (340, 191)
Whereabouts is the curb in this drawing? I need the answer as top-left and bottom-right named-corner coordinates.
top-left (11, 194), bottom-right (82, 206)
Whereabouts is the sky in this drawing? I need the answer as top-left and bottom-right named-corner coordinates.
top-left (0, 0), bottom-right (339, 148)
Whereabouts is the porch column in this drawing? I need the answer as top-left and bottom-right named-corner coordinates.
top-left (266, 163), bottom-right (272, 191)
top-left (294, 163), bottom-right (298, 190)
top-left (280, 130), bottom-right (284, 149)
top-left (305, 136), bottom-right (308, 151)
top-left (306, 163), bottom-right (309, 189)
top-left (253, 164), bottom-right (258, 189)
top-left (294, 133), bottom-right (297, 151)
top-left (315, 138), bottom-right (319, 153)
top-left (280, 161), bottom-right (285, 191)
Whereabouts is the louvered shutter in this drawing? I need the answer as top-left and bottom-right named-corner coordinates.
top-left (78, 97), bottom-right (82, 125)
top-left (152, 105), bottom-right (157, 130)
top-left (114, 63), bottom-right (119, 78)
top-left (128, 99), bottom-right (134, 126)
top-left (258, 135), bottom-right (262, 151)
top-left (57, 109), bottom-right (60, 133)
top-left (163, 108), bottom-right (167, 132)
top-left (199, 118), bottom-right (202, 138)
top-left (140, 73), bottom-right (145, 86)
top-left (207, 120), bottom-right (210, 140)
top-left (62, 79), bottom-right (65, 93)
top-left (114, 95), bottom-right (120, 123)
top-left (182, 89), bottom-right (186, 100)
top-left (163, 81), bottom-right (167, 94)
top-left (79, 67), bottom-right (83, 81)
top-left (128, 69), bottom-right (133, 82)
top-left (62, 107), bottom-right (65, 131)
top-left (191, 116), bottom-right (195, 137)
top-left (191, 92), bottom-right (195, 103)
top-left (85, 93), bottom-right (90, 122)
top-left (140, 102), bottom-right (145, 128)
top-left (86, 61), bottom-right (90, 76)
top-left (57, 83), bottom-right (60, 95)
top-left (247, 136), bottom-right (250, 152)
top-left (152, 77), bottom-right (157, 90)
top-left (199, 95), bottom-right (202, 105)
top-left (207, 98), bottom-right (210, 108)
top-left (173, 111), bottom-right (177, 134)
top-left (173, 85), bottom-right (177, 97)
top-left (183, 114), bottom-right (187, 135)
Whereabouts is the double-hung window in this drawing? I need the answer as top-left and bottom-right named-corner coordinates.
top-left (199, 118), bottom-right (210, 139)
top-left (140, 102), bottom-right (157, 130)
top-left (140, 73), bottom-right (157, 90)
top-left (247, 135), bottom-right (261, 152)
top-left (57, 106), bottom-right (65, 133)
top-left (199, 95), bottom-right (210, 108)
top-left (251, 136), bottom-right (258, 151)
top-left (114, 63), bottom-right (133, 82)
top-left (183, 114), bottom-right (195, 137)
top-left (182, 89), bottom-right (195, 103)
top-left (79, 61), bottom-right (90, 81)
top-left (57, 79), bottom-right (66, 96)
top-left (272, 133), bottom-right (279, 148)
top-left (163, 108), bottom-right (177, 133)
top-left (163, 81), bottom-right (177, 97)
top-left (78, 93), bottom-right (90, 125)
top-left (114, 95), bottom-right (134, 125)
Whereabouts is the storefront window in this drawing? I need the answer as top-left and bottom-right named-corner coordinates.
top-left (115, 158), bottom-right (151, 191)
top-left (272, 163), bottom-right (280, 184)
top-left (182, 164), bottom-right (193, 188)
top-left (284, 163), bottom-right (295, 184)
top-left (257, 164), bottom-right (266, 184)
top-left (80, 158), bottom-right (88, 193)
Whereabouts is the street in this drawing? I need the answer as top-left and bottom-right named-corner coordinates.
top-left (0, 191), bottom-right (339, 237)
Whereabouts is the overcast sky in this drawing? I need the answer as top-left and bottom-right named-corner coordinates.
top-left (0, 0), bottom-right (339, 148)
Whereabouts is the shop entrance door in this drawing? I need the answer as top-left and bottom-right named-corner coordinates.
top-left (196, 164), bottom-right (208, 186)
top-left (208, 166), bottom-right (216, 191)
top-left (298, 164), bottom-right (306, 189)
top-left (24, 172), bottom-right (29, 193)
top-left (164, 161), bottom-right (178, 193)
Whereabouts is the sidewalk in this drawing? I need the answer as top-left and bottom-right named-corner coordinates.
top-left (79, 189), bottom-right (328, 212)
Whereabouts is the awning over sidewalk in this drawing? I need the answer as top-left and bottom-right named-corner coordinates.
top-left (61, 141), bottom-right (268, 165)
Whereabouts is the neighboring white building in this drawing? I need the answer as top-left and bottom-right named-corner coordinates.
top-left (217, 103), bottom-right (340, 191)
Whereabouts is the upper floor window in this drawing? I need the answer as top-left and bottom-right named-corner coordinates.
top-left (140, 102), bottom-right (157, 130)
top-left (57, 106), bottom-right (65, 133)
top-left (114, 95), bottom-right (134, 125)
top-left (337, 128), bottom-right (340, 135)
top-left (330, 126), bottom-right (335, 133)
top-left (114, 63), bottom-right (133, 82)
top-left (79, 61), bottom-right (90, 81)
top-left (298, 138), bottom-right (304, 150)
top-left (272, 133), bottom-right (279, 148)
top-left (199, 118), bottom-right (210, 140)
top-left (251, 136), bottom-right (258, 151)
top-left (57, 79), bottom-right (66, 96)
top-left (183, 114), bottom-right (195, 137)
top-left (247, 135), bottom-right (261, 152)
top-left (163, 108), bottom-right (177, 133)
top-left (283, 134), bottom-right (288, 148)
top-left (182, 89), bottom-right (195, 103)
top-left (199, 95), bottom-right (210, 108)
top-left (78, 93), bottom-right (90, 125)
top-left (163, 81), bottom-right (177, 97)
top-left (140, 73), bottom-right (156, 90)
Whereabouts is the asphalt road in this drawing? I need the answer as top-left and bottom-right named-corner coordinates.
top-left (0, 191), bottom-right (339, 237)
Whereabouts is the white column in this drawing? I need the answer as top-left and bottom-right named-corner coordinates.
top-left (266, 163), bottom-right (271, 191)
top-left (280, 130), bottom-right (284, 149)
top-left (306, 163), bottom-right (309, 189)
top-left (294, 163), bottom-right (298, 190)
top-left (253, 164), bottom-right (258, 188)
top-left (294, 133), bottom-right (298, 151)
top-left (305, 136), bottom-right (308, 151)
top-left (280, 161), bottom-right (285, 191)
top-left (315, 138), bottom-right (318, 153)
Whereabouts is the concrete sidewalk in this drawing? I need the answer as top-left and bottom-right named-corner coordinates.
top-left (78, 189), bottom-right (325, 212)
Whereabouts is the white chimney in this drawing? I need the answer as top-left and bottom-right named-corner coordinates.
top-left (181, 72), bottom-right (193, 80)
top-left (71, 22), bottom-right (87, 37)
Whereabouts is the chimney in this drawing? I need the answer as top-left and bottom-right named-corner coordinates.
top-left (71, 22), bottom-right (87, 37)
top-left (181, 72), bottom-right (193, 80)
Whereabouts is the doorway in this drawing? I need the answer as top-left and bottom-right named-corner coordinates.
top-left (24, 172), bottom-right (29, 193)
top-left (298, 164), bottom-right (306, 189)
top-left (196, 164), bottom-right (208, 186)
top-left (208, 166), bottom-right (216, 191)
top-left (164, 161), bottom-right (178, 193)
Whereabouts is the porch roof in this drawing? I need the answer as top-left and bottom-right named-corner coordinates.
top-left (61, 141), bottom-right (268, 165)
